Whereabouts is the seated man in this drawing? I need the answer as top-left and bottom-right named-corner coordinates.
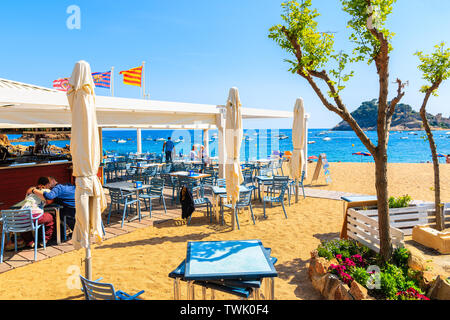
top-left (32, 176), bottom-right (76, 239)
top-left (18, 177), bottom-right (56, 248)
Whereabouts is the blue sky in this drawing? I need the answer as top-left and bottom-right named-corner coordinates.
top-left (0, 1), bottom-right (449, 129)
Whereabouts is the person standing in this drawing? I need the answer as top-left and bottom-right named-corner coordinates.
top-left (163, 137), bottom-right (175, 163)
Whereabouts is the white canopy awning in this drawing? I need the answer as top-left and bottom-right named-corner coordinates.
top-left (0, 78), bottom-right (293, 129)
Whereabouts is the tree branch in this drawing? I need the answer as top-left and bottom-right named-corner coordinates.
top-left (387, 78), bottom-right (407, 119)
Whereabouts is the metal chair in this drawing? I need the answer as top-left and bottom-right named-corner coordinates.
top-left (267, 176), bottom-right (291, 205)
top-left (263, 183), bottom-right (288, 219)
top-left (220, 191), bottom-right (255, 230)
top-left (139, 178), bottom-right (167, 217)
top-left (161, 173), bottom-right (177, 205)
top-left (106, 188), bottom-right (141, 228)
top-left (79, 275), bottom-right (144, 300)
top-left (1, 209), bottom-right (46, 263)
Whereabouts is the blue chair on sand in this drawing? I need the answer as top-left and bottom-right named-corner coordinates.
top-left (79, 275), bottom-right (144, 300)
top-left (188, 198), bottom-right (212, 225)
top-left (106, 188), bottom-right (140, 228)
top-left (263, 183), bottom-right (288, 219)
top-left (1, 209), bottom-right (46, 263)
top-left (139, 178), bottom-right (167, 217)
top-left (220, 191), bottom-right (255, 229)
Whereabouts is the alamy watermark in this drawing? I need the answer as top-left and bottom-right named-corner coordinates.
top-left (66, 5), bottom-right (81, 30)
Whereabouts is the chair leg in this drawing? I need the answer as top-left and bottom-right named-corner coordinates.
top-left (14, 233), bottom-right (17, 252)
top-left (162, 195), bottom-right (167, 214)
top-left (1, 229), bottom-right (5, 264)
top-left (149, 199), bottom-right (152, 218)
top-left (263, 201), bottom-right (266, 218)
top-left (234, 207), bottom-right (240, 230)
top-left (121, 205), bottom-right (127, 228)
top-left (63, 216), bottom-right (67, 242)
top-left (34, 228), bottom-right (38, 261)
top-left (107, 203), bottom-right (113, 225)
top-left (249, 205), bottom-right (256, 225)
top-left (281, 201), bottom-right (288, 219)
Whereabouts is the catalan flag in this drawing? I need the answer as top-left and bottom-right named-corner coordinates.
top-left (119, 65), bottom-right (142, 87)
top-left (53, 78), bottom-right (70, 91)
top-left (92, 71), bottom-right (111, 89)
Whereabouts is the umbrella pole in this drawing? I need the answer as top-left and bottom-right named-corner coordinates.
top-left (85, 235), bottom-right (92, 280)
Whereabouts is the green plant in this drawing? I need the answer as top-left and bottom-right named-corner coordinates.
top-left (316, 239), bottom-right (369, 261)
top-left (388, 195), bottom-right (412, 208)
top-left (392, 247), bottom-right (410, 269)
top-left (352, 267), bottom-right (370, 286)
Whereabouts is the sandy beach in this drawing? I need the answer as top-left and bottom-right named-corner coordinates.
top-left (0, 162), bottom-right (449, 300)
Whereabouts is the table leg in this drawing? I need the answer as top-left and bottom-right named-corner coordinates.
top-left (55, 208), bottom-right (61, 245)
top-left (174, 278), bottom-right (181, 300)
top-left (211, 289), bottom-right (215, 300)
top-left (187, 281), bottom-right (195, 300)
top-left (254, 288), bottom-right (260, 300)
top-left (202, 286), bottom-right (206, 300)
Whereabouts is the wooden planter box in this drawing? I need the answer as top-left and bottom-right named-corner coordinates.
top-left (412, 225), bottom-right (450, 254)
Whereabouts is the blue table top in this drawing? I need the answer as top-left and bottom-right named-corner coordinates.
top-left (103, 181), bottom-right (150, 192)
top-left (184, 240), bottom-right (278, 280)
top-left (341, 196), bottom-right (377, 202)
top-left (211, 185), bottom-right (250, 195)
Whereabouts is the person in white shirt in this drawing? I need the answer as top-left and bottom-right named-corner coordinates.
top-left (189, 145), bottom-right (197, 161)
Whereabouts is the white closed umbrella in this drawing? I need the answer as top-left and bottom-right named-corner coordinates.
top-left (225, 87), bottom-right (244, 230)
top-left (290, 98), bottom-right (305, 203)
top-left (67, 60), bottom-right (107, 280)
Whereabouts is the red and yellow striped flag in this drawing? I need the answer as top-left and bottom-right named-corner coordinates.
top-left (119, 65), bottom-right (142, 87)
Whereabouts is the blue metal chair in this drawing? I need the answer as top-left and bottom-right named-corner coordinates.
top-left (79, 276), bottom-right (144, 300)
top-left (263, 183), bottom-right (288, 219)
top-left (106, 188), bottom-right (141, 228)
top-left (267, 176), bottom-right (291, 206)
top-left (220, 190), bottom-right (255, 230)
top-left (1, 209), bottom-right (46, 263)
top-left (161, 173), bottom-right (177, 205)
top-left (139, 178), bottom-right (167, 217)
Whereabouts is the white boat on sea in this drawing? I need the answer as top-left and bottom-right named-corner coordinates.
top-left (278, 134), bottom-right (289, 140)
top-left (156, 138), bottom-right (166, 142)
top-left (117, 139), bottom-right (127, 144)
top-left (323, 137), bottom-right (331, 141)
top-left (308, 141), bottom-right (316, 144)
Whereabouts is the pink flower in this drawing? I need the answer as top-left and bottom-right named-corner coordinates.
top-left (335, 254), bottom-right (343, 260)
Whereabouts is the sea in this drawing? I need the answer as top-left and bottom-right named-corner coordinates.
top-left (8, 129), bottom-right (450, 163)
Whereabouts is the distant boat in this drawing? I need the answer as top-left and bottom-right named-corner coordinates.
top-left (145, 138), bottom-right (153, 141)
top-left (174, 139), bottom-right (183, 143)
top-left (112, 139), bottom-right (118, 142)
top-left (127, 138), bottom-right (132, 141)
top-left (117, 139), bottom-right (126, 144)
top-left (400, 137), bottom-right (408, 140)
top-left (278, 134), bottom-right (289, 140)
top-left (323, 137), bottom-right (331, 141)
top-left (317, 131), bottom-right (327, 136)
top-left (156, 138), bottom-right (165, 142)
top-left (308, 141), bottom-right (316, 144)
top-left (446, 132), bottom-right (450, 135)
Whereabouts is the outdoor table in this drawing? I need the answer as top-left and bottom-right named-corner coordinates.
top-left (179, 240), bottom-right (277, 300)
top-left (170, 171), bottom-right (210, 180)
top-left (103, 181), bottom-right (151, 222)
top-left (211, 185), bottom-right (250, 223)
top-left (9, 202), bottom-right (64, 245)
top-left (255, 175), bottom-right (275, 201)
top-left (340, 195), bottom-right (378, 239)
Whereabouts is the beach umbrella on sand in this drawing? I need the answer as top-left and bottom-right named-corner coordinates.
top-left (308, 155), bottom-right (318, 161)
top-left (67, 60), bottom-right (107, 280)
top-left (225, 87), bottom-right (244, 230)
top-left (290, 98), bottom-right (306, 203)
top-left (352, 152), bottom-right (371, 162)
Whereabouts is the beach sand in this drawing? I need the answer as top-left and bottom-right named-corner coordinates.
top-left (0, 162), bottom-right (448, 300)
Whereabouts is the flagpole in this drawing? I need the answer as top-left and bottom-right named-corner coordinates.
top-left (111, 66), bottom-right (114, 97)
top-left (142, 61), bottom-right (146, 99)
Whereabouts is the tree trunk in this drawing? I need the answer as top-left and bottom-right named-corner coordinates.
top-left (374, 148), bottom-right (393, 261)
top-left (420, 108), bottom-right (445, 231)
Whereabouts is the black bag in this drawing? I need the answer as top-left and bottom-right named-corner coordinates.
top-left (180, 186), bottom-right (195, 219)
